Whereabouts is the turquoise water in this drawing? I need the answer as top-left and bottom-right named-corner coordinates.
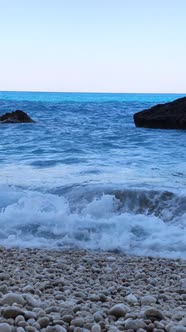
top-left (0, 90), bottom-right (184, 103)
top-left (0, 92), bottom-right (185, 258)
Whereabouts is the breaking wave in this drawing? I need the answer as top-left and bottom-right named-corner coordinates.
top-left (0, 184), bottom-right (185, 259)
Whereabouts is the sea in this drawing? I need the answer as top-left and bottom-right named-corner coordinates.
top-left (0, 91), bottom-right (185, 259)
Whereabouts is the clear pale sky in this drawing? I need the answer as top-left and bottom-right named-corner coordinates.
top-left (0, 0), bottom-right (186, 93)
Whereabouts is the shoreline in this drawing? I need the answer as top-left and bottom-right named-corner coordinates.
top-left (0, 247), bottom-right (186, 331)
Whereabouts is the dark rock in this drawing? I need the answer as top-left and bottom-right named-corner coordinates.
top-left (133, 97), bottom-right (186, 129)
top-left (0, 110), bottom-right (35, 123)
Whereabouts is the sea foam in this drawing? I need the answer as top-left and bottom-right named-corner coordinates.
top-left (0, 184), bottom-right (185, 259)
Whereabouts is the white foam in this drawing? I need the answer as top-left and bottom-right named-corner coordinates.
top-left (0, 185), bottom-right (185, 259)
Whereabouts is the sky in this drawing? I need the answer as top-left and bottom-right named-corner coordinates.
top-left (0, 0), bottom-right (186, 93)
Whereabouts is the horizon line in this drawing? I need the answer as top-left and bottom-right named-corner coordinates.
top-left (0, 90), bottom-right (186, 95)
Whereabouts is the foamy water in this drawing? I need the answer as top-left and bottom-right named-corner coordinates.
top-left (0, 92), bottom-right (185, 258)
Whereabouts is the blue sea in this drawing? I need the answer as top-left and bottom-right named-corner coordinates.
top-left (0, 91), bottom-right (186, 259)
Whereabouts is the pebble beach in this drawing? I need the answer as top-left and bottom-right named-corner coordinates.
top-left (0, 248), bottom-right (185, 332)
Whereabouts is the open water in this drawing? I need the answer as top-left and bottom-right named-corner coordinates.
top-left (0, 91), bottom-right (185, 258)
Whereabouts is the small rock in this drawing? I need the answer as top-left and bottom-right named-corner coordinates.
top-left (109, 303), bottom-right (129, 318)
top-left (15, 315), bottom-right (25, 325)
top-left (24, 311), bottom-right (37, 320)
top-left (126, 294), bottom-right (138, 305)
top-left (94, 312), bottom-right (103, 322)
top-left (170, 326), bottom-right (186, 332)
top-left (141, 295), bottom-right (157, 306)
top-left (22, 285), bottom-right (35, 294)
top-left (1, 293), bottom-right (25, 306)
top-left (144, 308), bottom-right (164, 321)
top-left (71, 318), bottom-right (84, 327)
top-left (37, 317), bottom-right (50, 328)
top-left (0, 284), bottom-right (8, 294)
top-left (0, 323), bottom-right (12, 332)
top-left (17, 328), bottom-right (25, 332)
top-left (91, 324), bottom-right (101, 332)
top-left (2, 306), bottom-right (24, 319)
top-left (125, 319), bottom-right (147, 331)
top-left (45, 306), bottom-right (59, 314)
top-left (25, 327), bottom-right (37, 332)
top-left (24, 294), bottom-right (40, 307)
top-left (89, 294), bottom-right (100, 302)
top-left (61, 315), bottom-right (73, 323)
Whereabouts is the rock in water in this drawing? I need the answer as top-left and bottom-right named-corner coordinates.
top-left (133, 97), bottom-right (186, 129)
top-left (0, 110), bottom-right (35, 123)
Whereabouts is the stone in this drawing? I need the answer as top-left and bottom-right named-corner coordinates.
top-left (45, 306), bottom-right (59, 314)
top-left (22, 285), bottom-right (35, 293)
top-left (133, 96), bottom-right (186, 129)
top-left (2, 306), bottom-right (24, 319)
top-left (17, 328), bottom-right (25, 332)
top-left (1, 293), bottom-right (25, 306)
top-left (46, 326), bottom-right (66, 332)
top-left (24, 294), bottom-right (40, 307)
top-left (74, 328), bottom-right (82, 332)
top-left (0, 284), bottom-right (8, 294)
top-left (61, 315), bottom-right (73, 323)
top-left (144, 308), bottom-right (164, 321)
top-left (109, 303), bottom-right (129, 318)
top-left (126, 294), bottom-right (138, 305)
top-left (37, 317), bottom-right (50, 328)
top-left (24, 311), bottom-right (37, 320)
top-left (170, 326), bottom-right (186, 332)
top-left (180, 319), bottom-right (186, 327)
top-left (15, 315), bottom-right (25, 325)
top-left (25, 328), bottom-right (37, 332)
top-left (0, 110), bottom-right (35, 123)
top-left (141, 295), bottom-right (157, 305)
top-left (94, 312), bottom-right (103, 322)
top-left (71, 318), bottom-right (84, 327)
top-left (91, 324), bottom-right (101, 332)
top-left (0, 323), bottom-right (12, 332)
top-left (124, 319), bottom-right (147, 331)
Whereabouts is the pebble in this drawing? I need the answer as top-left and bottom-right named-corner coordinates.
top-left (141, 295), bottom-right (157, 305)
top-left (0, 248), bottom-right (184, 332)
top-left (125, 319), bottom-right (147, 331)
top-left (144, 308), bottom-right (164, 321)
top-left (37, 317), bottom-right (50, 328)
top-left (61, 315), bottom-right (73, 323)
top-left (2, 306), bottom-right (24, 319)
top-left (22, 285), bottom-right (35, 293)
top-left (0, 284), bottom-right (8, 294)
top-left (71, 318), bottom-right (84, 327)
top-left (0, 323), bottom-right (12, 332)
top-left (17, 328), bottom-right (25, 332)
top-left (126, 294), bottom-right (138, 305)
top-left (91, 324), bottom-right (101, 332)
top-left (24, 294), bottom-right (40, 307)
top-left (109, 304), bottom-right (129, 318)
top-left (170, 326), bottom-right (186, 332)
top-left (1, 293), bottom-right (25, 306)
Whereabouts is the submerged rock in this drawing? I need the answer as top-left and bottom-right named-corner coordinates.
top-left (133, 96), bottom-right (186, 129)
top-left (0, 110), bottom-right (35, 123)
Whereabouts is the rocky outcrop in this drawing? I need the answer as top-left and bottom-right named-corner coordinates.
top-left (134, 97), bottom-right (186, 129)
top-left (0, 110), bottom-right (35, 123)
